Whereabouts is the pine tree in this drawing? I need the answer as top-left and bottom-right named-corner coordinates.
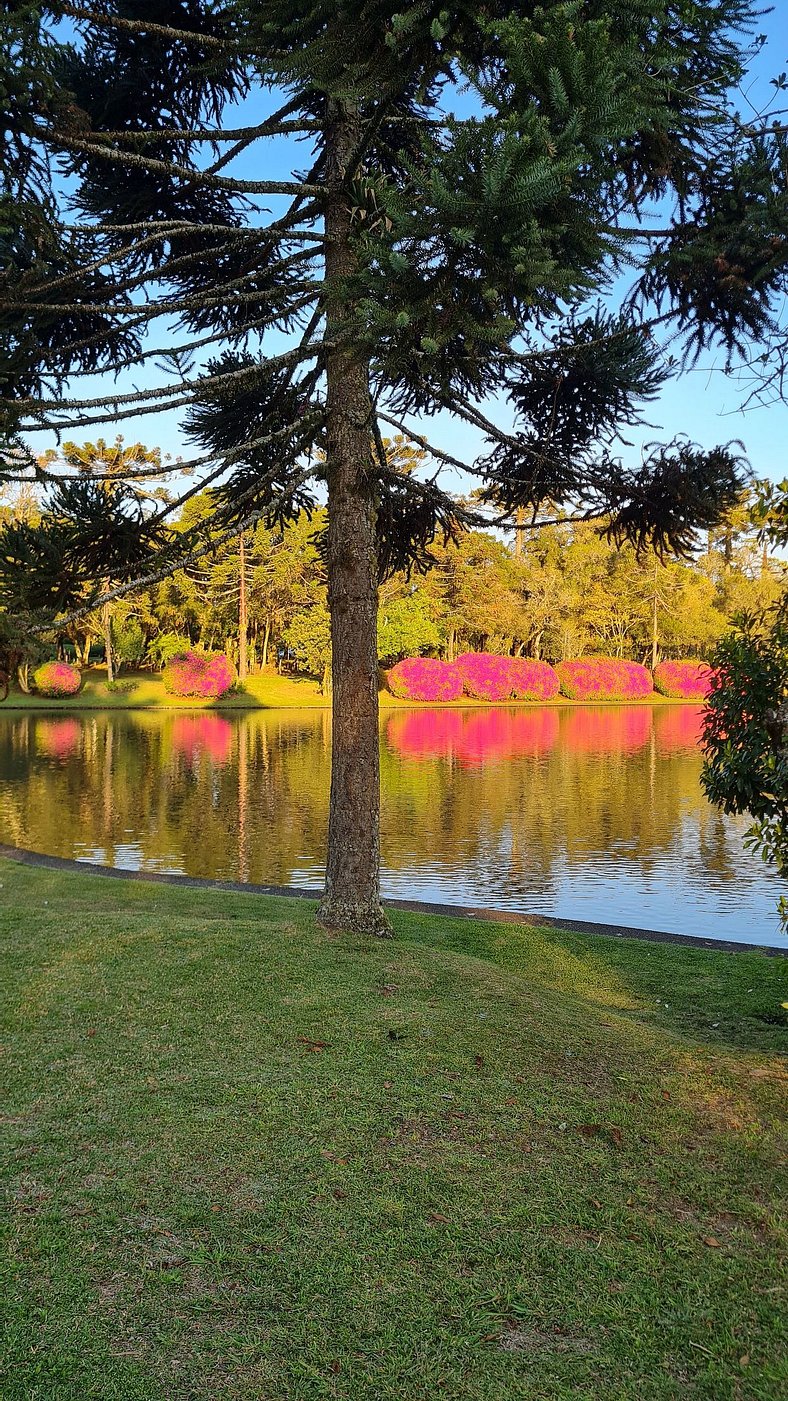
top-left (1, 2), bottom-right (787, 931)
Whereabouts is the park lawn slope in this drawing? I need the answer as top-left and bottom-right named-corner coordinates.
top-left (1, 667), bottom-right (689, 711)
top-left (1, 858), bottom-right (786, 1401)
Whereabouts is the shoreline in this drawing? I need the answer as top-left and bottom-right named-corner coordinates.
top-left (0, 668), bottom-right (706, 713)
top-left (1, 841), bottom-right (782, 954)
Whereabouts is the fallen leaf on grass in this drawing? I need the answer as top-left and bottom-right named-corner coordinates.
top-left (702, 1236), bottom-right (722, 1248)
top-left (474, 1055), bottom-right (485, 1069)
top-left (297, 1036), bottom-right (330, 1053)
top-left (428, 1211), bottom-right (450, 1224)
top-left (739, 1354), bottom-right (750, 1368)
top-left (577, 1124), bottom-right (623, 1148)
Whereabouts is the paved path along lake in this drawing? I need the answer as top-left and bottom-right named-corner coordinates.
top-left (0, 704), bottom-right (784, 946)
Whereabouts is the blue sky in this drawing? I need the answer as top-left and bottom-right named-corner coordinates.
top-left (28, 5), bottom-right (788, 496)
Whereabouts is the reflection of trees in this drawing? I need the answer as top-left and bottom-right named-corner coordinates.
top-left (0, 706), bottom-right (747, 899)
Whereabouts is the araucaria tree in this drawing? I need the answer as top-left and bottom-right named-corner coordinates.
top-left (2, 2), bottom-right (787, 931)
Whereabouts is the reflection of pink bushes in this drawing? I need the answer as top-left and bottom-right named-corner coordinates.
top-left (655, 704), bottom-right (704, 753)
top-left (171, 714), bottom-right (234, 765)
top-left (556, 657), bottom-right (653, 700)
top-left (457, 709), bottom-right (558, 764)
top-left (33, 661), bottom-right (81, 697)
top-left (387, 657), bottom-right (463, 701)
top-left (36, 718), bottom-right (81, 759)
top-left (387, 706), bottom-right (559, 762)
top-left (162, 650), bottom-right (237, 698)
top-left (564, 706), bottom-right (652, 753)
top-left (507, 657), bottom-right (560, 700)
top-left (386, 709), bottom-right (465, 755)
top-left (653, 660), bottom-right (712, 699)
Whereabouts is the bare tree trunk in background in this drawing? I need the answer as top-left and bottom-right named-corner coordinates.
top-left (102, 581), bottom-right (114, 683)
top-left (318, 100), bottom-right (390, 936)
top-left (651, 559), bottom-right (659, 672)
top-left (238, 532), bottom-right (248, 681)
top-left (262, 616), bottom-right (271, 669)
top-left (513, 505), bottom-right (526, 558)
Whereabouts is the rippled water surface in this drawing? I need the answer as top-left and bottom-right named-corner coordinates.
top-left (0, 704), bottom-right (784, 946)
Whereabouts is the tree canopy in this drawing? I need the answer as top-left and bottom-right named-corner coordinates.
top-left (2, 1), bottom-right (787, 929)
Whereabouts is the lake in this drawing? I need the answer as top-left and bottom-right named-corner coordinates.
top-left (0, 705), bottom-right (784, 947)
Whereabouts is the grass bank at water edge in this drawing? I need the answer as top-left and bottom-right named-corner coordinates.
top-left (0, 667), bottom-right (699, 711)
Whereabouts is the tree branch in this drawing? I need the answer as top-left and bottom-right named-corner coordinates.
top-left (12, 341), bottom-right (330, 416)
top-left (54, 134), bottom-right (327, 198)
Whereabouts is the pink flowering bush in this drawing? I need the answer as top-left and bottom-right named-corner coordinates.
top-left (162, 649), bottom-right (237, 698)
top-left (387, 656), bottom-right (463, 701)
top-left (653, 659), bottom-right (712, 699)
top-left (33, 660), bottom-right (81, 697)
top-left (455, 652), bottom-right (517, 700)
top-left (556, 657), bottom-right (653, 700)
top-left (507, 657), bottom-right (560, 700)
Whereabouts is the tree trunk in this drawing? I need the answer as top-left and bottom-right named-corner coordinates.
top-left (651, 560), bottom-right (659, 672)
top-left (102, 583), bottom-right (114, 683)
top-left (238, 532), bottom-right (248, 681)
top-left (318, 100), bottom-right (390, 936)
top-left (513, 505), bottom-right (526, 558)
top-left (262, 616), bottom-right (271, 669)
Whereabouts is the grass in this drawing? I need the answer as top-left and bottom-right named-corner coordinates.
top-left (1, 858), bottom-right (786, 1400)
top-left (1, 667), bottom-right (690, 711)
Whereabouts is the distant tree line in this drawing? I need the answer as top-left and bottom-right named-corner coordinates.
top-left (1, 467), bottom-right (780, 687)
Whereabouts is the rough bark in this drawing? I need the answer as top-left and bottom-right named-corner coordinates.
top-left (317, 101), bottom-right (391, 936)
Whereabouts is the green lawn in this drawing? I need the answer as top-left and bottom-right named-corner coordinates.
top-left (1, 667), bottom-right (688, 711)
top-left (1, 858), bottom-right (786, 1400)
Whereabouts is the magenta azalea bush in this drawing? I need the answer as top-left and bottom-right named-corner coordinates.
top-left (387, 656), bottom-right (463, 701)
top-left (507, 657), bottom-right (561, 700)
top-left (455, 652), bottom-right (517, 700)
top-left (653, 659), bottom-right (712, 699)
top-left (33, 660), bottom-right (81, 698)
top-left (556, 657), bottom-right (653, 700)
top-left (162, 649), bottom-right (237, 698)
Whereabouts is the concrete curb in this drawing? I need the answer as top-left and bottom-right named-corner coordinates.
top-left (0, 842), bottom-right (783, 956)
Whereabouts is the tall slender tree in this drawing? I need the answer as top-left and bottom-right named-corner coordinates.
top-left (1, 2), bottom-right (787, 931)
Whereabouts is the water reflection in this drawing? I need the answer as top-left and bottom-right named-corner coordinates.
top-left (0, 705), bottom-right (783, 945)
